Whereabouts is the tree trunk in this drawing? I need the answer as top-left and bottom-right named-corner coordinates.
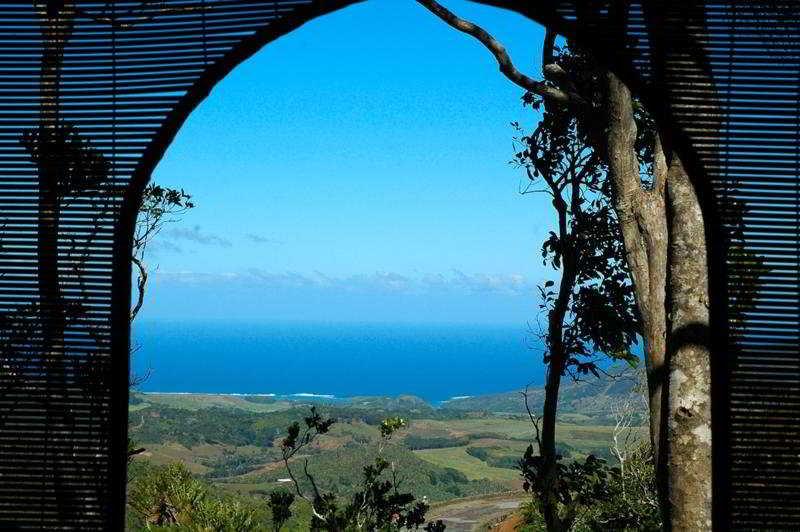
top-left (604, 69), bottom-right (668, 468)
top-left (403, 9), bottom-right (714, 524)
top-left (538, 195), bottom-right (577, 532)
top-left (32, 3), bottom-right (78, 522)
top-left (36, 2), bottom-right (74, 358)
top-left (605, 70), bottom-right (712, 529)
top-left (665, 155), bottom-right (712, 530)
top-left (540, 362), bottom-right (563, 532)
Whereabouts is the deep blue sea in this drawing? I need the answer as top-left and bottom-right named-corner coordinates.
top-left (132, 320), bottom-right (546, 403)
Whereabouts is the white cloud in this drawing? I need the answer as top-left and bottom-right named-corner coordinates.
top-left (166, 225), bottom-right (232, 247)
top-left (154, 269), bottom-right (533, 295)
top-left (244, 233), bottom-right (283, 245)
top-left (145, 239), bottom-right (184, 255)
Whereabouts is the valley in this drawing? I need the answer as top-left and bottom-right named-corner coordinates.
top-left (128, 373), bottom-right (646, 530)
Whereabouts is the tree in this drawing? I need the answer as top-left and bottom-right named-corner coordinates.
top-left (126, 184), bottom-right (194, 465)
top-left (414, 1), bottom-right (722, 526)
top-left (19, 15), bottom-right (117, 506)
top-left (33, 2), bottom-right (77, 361)
top-left (510, 37), bottom-right (639, 530)
top-left (31, 0), bottom-right (208, 366)
top-left (27, 0), bottom-right (198, 479)
top-left (518, 371), bottom-right (660, 532)
top-left (128, 184), bottom-right (194, 393)
top-left (130, 184), bottom-right (194, 323)
top-left (127, 183), bottom-right (194, 390)
top-left (276, 408), bottom-right (443, 531)
top-left (32, 0), bottom-right (201, 352)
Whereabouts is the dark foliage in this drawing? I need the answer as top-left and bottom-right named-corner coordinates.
top-left (267, 490), bottom-right (295, 531)
top-left (518, 444), bottom-right (660, 531)
top-left (512, 39), bottom-right (645, 531)
top-left (21, 124), bottom-right (110, 197)
top-left (514, 44), bottom-right (641, 384)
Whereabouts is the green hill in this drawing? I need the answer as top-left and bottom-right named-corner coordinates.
top-left (128, 369), bottom-right (647, 516)
top-left (441, 371), bottom-right (645, 425)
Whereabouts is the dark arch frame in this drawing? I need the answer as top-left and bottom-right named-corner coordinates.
top-left (0, 1), bottom-right (796, 529)
top-left (113, 5), bottom-right (728, 527)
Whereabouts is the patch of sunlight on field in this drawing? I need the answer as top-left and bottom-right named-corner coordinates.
top-left (134, 393), bottom-right (294, 412)
top-left (328, 420), bottom-right (380, 441)
top-left (421, 418), bottom-right (535, 439)
top-left (414, 446), bottom-right (519, 482)
top-left (557, 424), bottom-right (615, 443)
top-left (137, 443), bottom-right (264, 475)
top-left (138, 442), bottom-right (213, 474)
top-left (557, 424), bottom-right (646, 447)
top-left (431, 417), bottom-right (639, 444)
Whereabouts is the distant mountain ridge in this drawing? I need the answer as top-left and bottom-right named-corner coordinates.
top-left (132, 369), bottom-right (644, 424)
top-left (442, 370), bottom-right (645, 424)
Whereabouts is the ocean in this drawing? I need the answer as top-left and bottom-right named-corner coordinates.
top-left (131, 320), bottom-right (546, 403)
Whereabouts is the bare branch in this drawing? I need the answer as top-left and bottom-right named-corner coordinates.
top-left (130, 256), bottom-right (148, 322)
top-left (75, 2), bottom-right (206, 30)
top-left (129, 365), bottom-right (152, 388)
top-left (521, 385), bottom-right (543, 451)
top-left (415, 0), bottom-right (588, 108)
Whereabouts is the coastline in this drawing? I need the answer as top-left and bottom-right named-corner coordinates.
top-left (134, 390), bottom-right (476, 407)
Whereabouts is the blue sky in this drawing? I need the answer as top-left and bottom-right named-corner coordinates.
top-left (141, 0), bottom-right (552, 325)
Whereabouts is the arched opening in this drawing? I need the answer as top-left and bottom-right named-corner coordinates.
top-left (131, 0), bottom-right (549, 397)
top-left (123, 3), bottom-right (650, 529)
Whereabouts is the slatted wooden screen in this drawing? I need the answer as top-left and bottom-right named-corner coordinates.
top-left (695, 8), bottom-right (800, 528)
top-left (0, 1), bottom-right (796, 529)
top-left (0, 2), bottom-right (360, 528)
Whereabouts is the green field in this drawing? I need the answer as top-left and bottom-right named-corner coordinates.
top-left (415, 446), bottom-right (520, 482)
top-left (412, 417), bottom-right (535, 439)
top-left (139, 442), bottom-right (271, 475)
top-left (127, 377), bottom-right (647, 530)
top-left (131, 392), bottom-right (293, 413)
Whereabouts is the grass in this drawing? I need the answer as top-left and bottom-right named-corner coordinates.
top-left (139, 442), bottom-right (266, 475)
top-left (414, 417), bottom-right (635, 444)
top-left (414, 417), bottom-right (545, 440)
top-left (414, 446), bottom-right (519, 482)
top-left (409, 417), bottom-right (649, 463)
top-left (133, 392), bottom-right (293, 413)
top-left (138, 442), bottom-right (219, 474)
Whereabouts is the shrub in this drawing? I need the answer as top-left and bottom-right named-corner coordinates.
top-left (127, 462), bottom-right (257, 530)
top-left (517, 444), bottom-right (661, 531)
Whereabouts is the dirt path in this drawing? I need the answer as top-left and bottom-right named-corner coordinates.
top-left (492, 513), bottom-right (524, 532)
top-left (426, 492), bottom-right (526, 531)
